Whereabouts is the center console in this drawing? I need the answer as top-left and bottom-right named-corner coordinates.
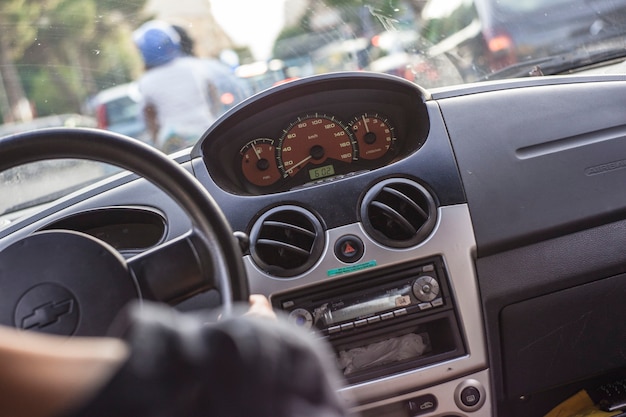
top-left (273, 257), bottom-right (466, 384)
top-left (263, 205), bottom-right (490, 416)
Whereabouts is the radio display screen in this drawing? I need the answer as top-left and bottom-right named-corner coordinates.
top-left (322, 286), bottom-right (412, 326)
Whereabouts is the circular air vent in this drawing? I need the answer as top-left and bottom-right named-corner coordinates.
top-left (360, 178), bottom-right (437, 248)
top-left (249, 205), bottom-right (325, 277)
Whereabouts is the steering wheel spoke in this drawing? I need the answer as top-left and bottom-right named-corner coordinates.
top-left (128, 230), bottom-right (213, 305)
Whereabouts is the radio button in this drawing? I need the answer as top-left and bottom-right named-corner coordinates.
top-left (394, 308), bottom-right (408, 317)
top-left (341, 323), bottom-right (355, 331)
top-left (407, 393), bottom-right (438, 416)
top-left (413, 276), bottom-right (440, 302)
top-left (454, 380), bottom-right (486, 412)
top-left (354, 319), bottom-right (368, 327)
top-left (328, 325), bottom-right (341, 334)
top-left (418, 302), bottom-right (432, 311)
top-left (367, 316), bottom-right (381, 324)
top-left (288, 308), bottom-right (313, 329)
top-left (460, 386), bottom-right (481, 407)
top-left (423, 264), bottom-right (435, 272)
top-left (431, 298), bottom-right (444, 307)
top-left (381, 312), bottom-right (395, 320)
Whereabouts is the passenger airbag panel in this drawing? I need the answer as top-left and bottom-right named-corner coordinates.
top-left (440, 78), bottom-right (626, 256)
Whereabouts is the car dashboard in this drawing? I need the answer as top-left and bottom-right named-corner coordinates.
top-left (2, 71), bottom-right (626, 417)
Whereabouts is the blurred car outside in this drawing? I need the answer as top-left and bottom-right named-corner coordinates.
top-left (418, 0), bottom-right (626, 83)
top-left (366, 29), bottom-right (465, 88)
top-left (204, 59), bottom-right (254, 115)
top-left (88, 82), bottom-right (150, 143)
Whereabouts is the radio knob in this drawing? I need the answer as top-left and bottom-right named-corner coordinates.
top-left (413, 276), bottom-right (440, 302)
top-left (288, 308), bottom-right (314, 329)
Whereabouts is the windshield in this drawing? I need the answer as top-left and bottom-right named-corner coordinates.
top-left (1, 0), bottom-right (626, 216)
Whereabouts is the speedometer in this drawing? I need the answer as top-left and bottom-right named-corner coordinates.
top-left (277, 113), bottom-right (355, 179)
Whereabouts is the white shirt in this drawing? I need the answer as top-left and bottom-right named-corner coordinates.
top-left (138, 56), bottom-right (244, 149)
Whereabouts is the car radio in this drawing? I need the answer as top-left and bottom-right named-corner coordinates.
top-left (272, 256), bottom-right (466, 383)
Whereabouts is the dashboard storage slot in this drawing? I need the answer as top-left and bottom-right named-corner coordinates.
top-left (272, 257), bottom-right (466, 384)
top-left (338, 330), bottom-right (431, 376)
top-left (335, 310), bottom-right (463, 383)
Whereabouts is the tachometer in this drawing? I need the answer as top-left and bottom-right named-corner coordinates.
top-left (239, 138), bottom-right (281, 187)
top-left (278, 113), bottom-right (355, 179)
top-left (349, 113), bottom-right (396, 160)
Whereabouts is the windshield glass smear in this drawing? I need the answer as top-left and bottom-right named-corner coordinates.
top-left (0, 0), bottom-right (625, 217)
top-left (0, 160), bottom-right (111, 217)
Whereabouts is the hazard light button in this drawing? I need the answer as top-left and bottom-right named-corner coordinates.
top-left (334, 235), bottom-right (364, 263)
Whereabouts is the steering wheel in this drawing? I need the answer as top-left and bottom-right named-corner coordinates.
top-left (0, 128), bottom-right (249, 337)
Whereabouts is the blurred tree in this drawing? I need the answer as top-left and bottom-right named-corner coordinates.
top-left (0, 0), bottom-right (147, 121)
top-left (0, 0), bottom-right (44, 122)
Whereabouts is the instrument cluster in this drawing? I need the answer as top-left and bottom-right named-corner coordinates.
top-left (239, 112), bottom-right (397, 188)
top-left (197, 73), bottom-right (430, 195)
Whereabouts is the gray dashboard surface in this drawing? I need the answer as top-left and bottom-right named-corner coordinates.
top-left (438, 76), bottom-right (626, 256)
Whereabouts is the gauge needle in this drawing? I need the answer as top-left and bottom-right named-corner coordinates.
top-left (285, 155), bottom-right (313, 174)
top-left (252, 144), bottom-right (262, 160)
top-left (362, 115), bottom-right (370, 132)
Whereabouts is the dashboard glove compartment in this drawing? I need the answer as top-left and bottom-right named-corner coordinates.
top-left (500, 272), bottom-right (626, 399)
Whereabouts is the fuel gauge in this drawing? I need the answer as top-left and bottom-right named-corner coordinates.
top-left (350, 113), bottom-right (396, 160)
top-left (240, 138), bottom-right (281, 187)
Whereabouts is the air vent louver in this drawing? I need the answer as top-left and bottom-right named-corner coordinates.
top-left (249, 205), bottom-right (324, 277)
top-left (360, 178), bottom-right (437, 248)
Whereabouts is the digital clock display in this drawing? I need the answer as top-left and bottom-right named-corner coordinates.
top-left (308, 164), bottom-right (335, 180)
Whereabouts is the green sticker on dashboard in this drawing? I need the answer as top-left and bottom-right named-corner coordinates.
top-left (327, 260), bottom-right (377, 277)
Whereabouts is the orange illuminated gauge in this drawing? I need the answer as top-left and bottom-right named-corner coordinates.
top-left (278, 113), bottom-right (355, 179)
top-left (350, 113), bottom-right (396, 160)
top-left (239, 138), bottom-right (281, 187)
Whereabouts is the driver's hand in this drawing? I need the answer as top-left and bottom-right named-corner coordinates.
top-left (245, 294), bottom-right (276, 320)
